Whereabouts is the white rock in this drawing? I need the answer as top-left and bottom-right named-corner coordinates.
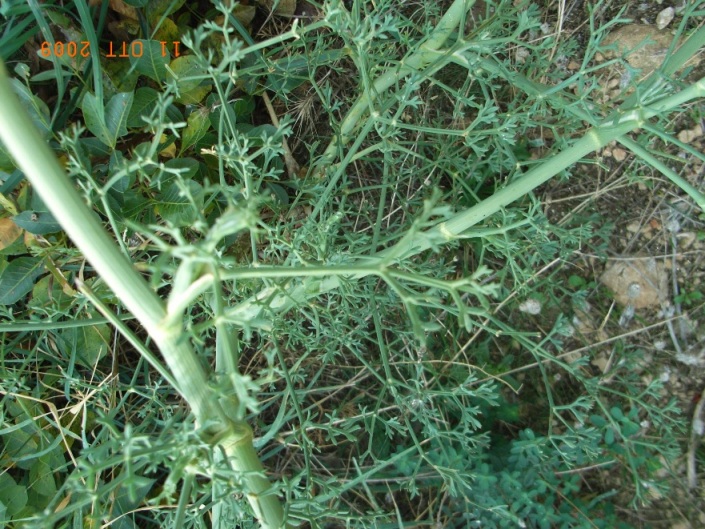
top-left (656, 7), bottom-right (675, 30)
top-left (676, 350), bottom-right (705, 366)
top-left (694, 418), bottom-right (704, 436)
top-left (659, 367), bottom-right (670, 382)
top-left (515, 47), bottom-right (530, 64)
top-left (519, 299), bottom-right (542, 315)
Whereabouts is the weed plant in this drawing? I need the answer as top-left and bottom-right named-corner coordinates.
top-left (0, 0), bottom-right (703, 528)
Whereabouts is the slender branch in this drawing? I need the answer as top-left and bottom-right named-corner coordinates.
top-left (687, 386), bottom-right (705, 490)
top-left (0, 58), bottom-right (216, 423)
top-left (0, 58), bottom-right (288, 529)
top-left (315, 0), bottom-right (475, 169)
top-left (223, 77), bottom-right (705, 328)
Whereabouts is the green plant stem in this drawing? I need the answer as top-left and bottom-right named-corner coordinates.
top-left (450, 23), bottom-right (705, 206)
top-left (76, 279), bottom-right (179, 389)
top-left (0, 58), bottom-right (288, 529)
top-left (0, 58), bottom-right (212, 420)
top-left (315, 0), bottom-right (474, 170)
top-left (618, 135), bottom-right (705, 209)
top-left (74, 0), bottom-right (104, 110)
top-left (223, 77), bottom-right (705, 329)
top-left (219, 423), bottom-right (286, 528)
top-left (386, 79), bottom-right (705, 260)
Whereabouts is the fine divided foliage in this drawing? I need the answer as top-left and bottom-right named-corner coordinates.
top-left (0, 0), bottom-right (703, 528)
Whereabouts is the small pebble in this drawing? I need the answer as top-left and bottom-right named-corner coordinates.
top-left (665, 218), bottom-right (681, 233)
top-left (659, 367), bottom-right (670, 382)
top-left (677, 125), bottom-right (703, 143)
top-left (612, 148), bottom-right (627, 161)
top-left (656, 7), bottom-right (675, 30)
top-left (694, 418), bottom-right (704, 436)
top-left (626, 221), bottom-right (641, 233)
top-left (515, 47), bottom-right (530, 64)
top-left (518, 299), bottom-right (542, 315)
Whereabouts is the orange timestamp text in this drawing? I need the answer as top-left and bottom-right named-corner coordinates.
top-left (39, 41), bottom-right (181, 59)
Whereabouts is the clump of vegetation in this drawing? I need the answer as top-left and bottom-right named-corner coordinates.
top-left (1, 0), bottom-right (703, 527)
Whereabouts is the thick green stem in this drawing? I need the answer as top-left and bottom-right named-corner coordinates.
top-left (0, 58), bottom-right (214, 423)
top-left (219, 423), bottom-right (287, 528)
top-left (223, 77), bottom-right (705, 328)
top-left (316, 0), bottom-right (474, 168)
top-left (0, 59), bottom-right (287, 529)
top-left (224, 18), bottom-right (705, 326)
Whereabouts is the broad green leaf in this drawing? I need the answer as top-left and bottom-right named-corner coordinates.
top-left (208, 207), bottom-right (254, 243)
top-left (0, 256), bottom-right (44, 305)
top-left (590, 414), bottom-right (607, 427)
top-left (236, 124), bottom-right (278, 147)
top-left (152, 16), bottom-right (180, 46)
top-left (127, 87), bottom-right (182, 128)
top-left (259, 0), bottom-right (296, 16)
top-left (150, 157), bottom-right (199, 187)
top-left (29, 456), bottom-right (57, 497)
top-left (122, 190), bottom-right (152, 220)
top-left (81, 92), bottom-right (107, 144)
top-left (103, 52), bottom-right (140, 92)
top-left (147, 0), bottom-right (186, 19)
top-left (3, 425), bottom-right (38, 469)
top-left (164, 157), bottom-right (199, 180)
top-left (82, 92), bottom-right (134, 148)
top-left (44, 7), bottom-right (72, 25)
top-left (245, 124), bottom-right (278, 143)
top-left (108, 150), bottom-right (134, 193)
top-left (568, 274), bottom-right (585, 288)
top-left (82, 279), bottom-right (119, 306)
top-left (266, 182), bottom-right (289, 206)
top-left (102, 475), bottom-right (155, 529)
top-left (115, 475), bottom-right (155, 514)
top-left (12, 210), bottom-right (61, 235)
top-left (0, 186), bottom-right (19, 214)
top-left (127, 86), bottom-right (159, 128)
top-left (266, 49), bottom-right (344, 94)
top-left (233, 95), bottom-right (255, 118)
top-left (610, 406), bottom-right (624, 420)
top-left (621, 419), bottom-right (640, 437)
top-left (9, 78), bottom-right (51, 137)
top-left (206, 92), bottom-right (239, 133)
top-left (266, 54), bottom-right (310, 94)
top-left (31, 67), bottom-right (75, 83)
top-left (79, 137), bottom-right (112, 159)
top-left (180, 107), bottom-right (210, 155)
top-left (0, 474), bottom-right (27, 517)
top-left (169, 55), bottom-right (210, 104)
top-left (0, 142), bottom-right (15, 172)
top-left (234, 4), bottom-right (256, 26)
top-left (0, 231), bottom-right (25, 256)
top-left (60, 323), bottom-right (111, 368)
top-left (156, 180), bottom-right (204, 226)
top-left (30, 274), bottom-right (74, 311)
top-left (104, 92), bottom-right (134, 147)
top-left (0, 78), bottom-right (51, 171)
top-left (130, 40), bottom-right (169, 82)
